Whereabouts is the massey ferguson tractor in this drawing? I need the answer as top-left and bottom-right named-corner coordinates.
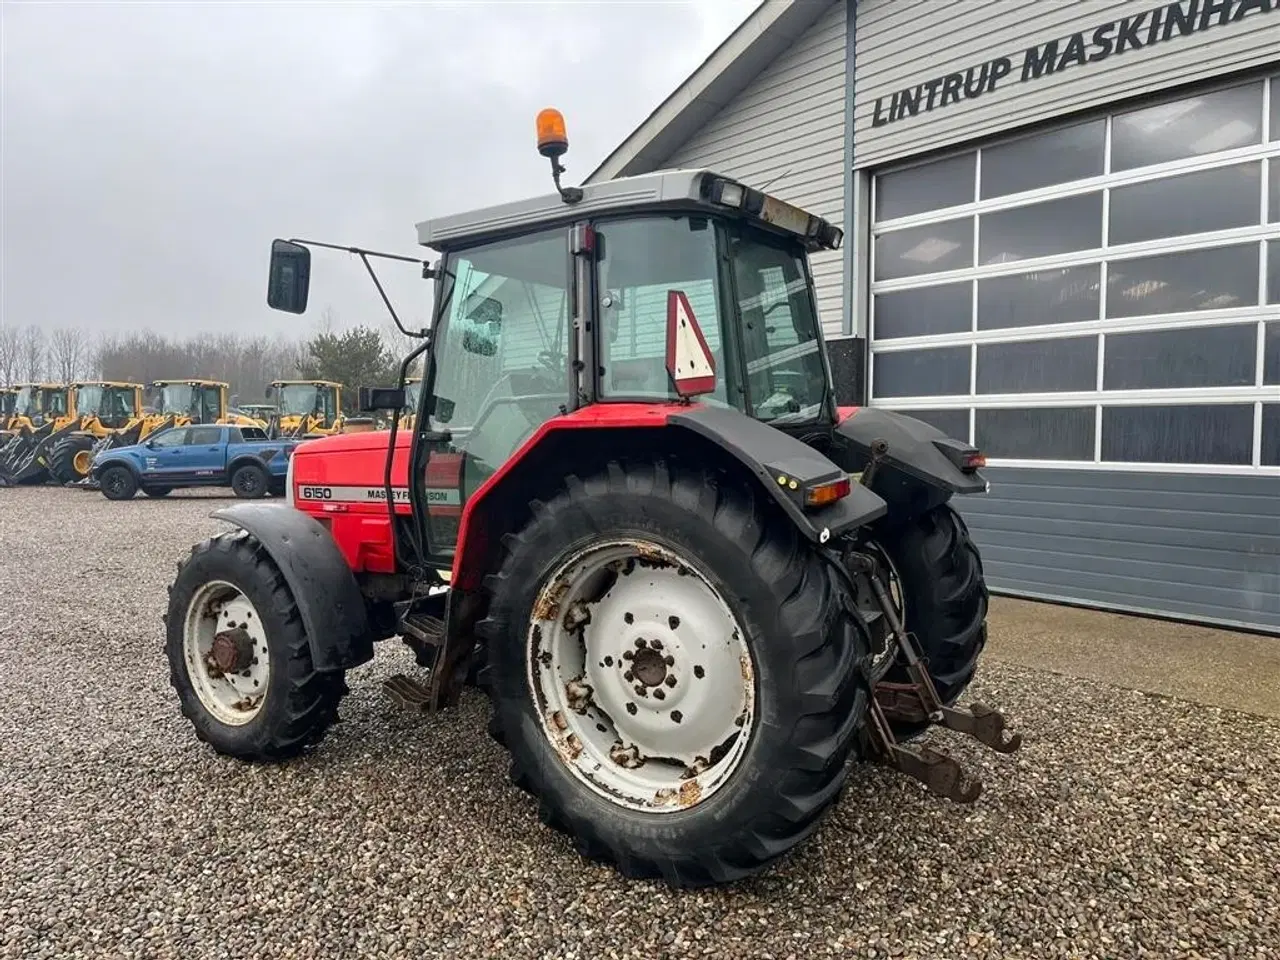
top-left (165, 110), bottom-right (1021, 888)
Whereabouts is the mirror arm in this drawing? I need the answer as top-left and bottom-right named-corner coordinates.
top-left (285, 237), bottom-right (435, 339)
top-left (355, 251), bottom-right (427, 340)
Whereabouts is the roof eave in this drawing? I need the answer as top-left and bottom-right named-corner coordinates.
top-left (585, 0), bottom-right (839, 184)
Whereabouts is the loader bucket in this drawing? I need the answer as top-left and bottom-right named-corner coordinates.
top-left (0, 420), bottom-right (76, 486)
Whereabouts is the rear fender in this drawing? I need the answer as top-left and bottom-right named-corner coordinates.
top-left (450, 404), bottom-right (888, 591)
top-left (210, 502), bottom-right (373, 672)
top-left (666, 405), bottom-right (888, 542)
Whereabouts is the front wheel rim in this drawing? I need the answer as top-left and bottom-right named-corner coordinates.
top-left (183, 580), bottom-right (270, 725)
top-left (526, 539), bottom-right (757, 814)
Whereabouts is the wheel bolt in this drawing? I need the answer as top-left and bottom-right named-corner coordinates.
top-left (653, 688), bottom-right (666, 701)
top-left (622, 651), bottom-right (634, 661)
top-left (634, 685), bottom-right (647, 697)
top-left (626, 703), bottom-right (638, 716)
top-left (635, 638), bottom-right (646, 649)
top-left (664, 675), bottom-right (676, 688)
top-left (624, 670), bottom-right (634, 682)
top-left (650, 639), bottom-right (663, 651)
top-left (664, 655), bottom-right (675, 667)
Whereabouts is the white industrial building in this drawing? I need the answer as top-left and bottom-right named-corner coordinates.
top-left (588, 0), bottom-right (1280, 633)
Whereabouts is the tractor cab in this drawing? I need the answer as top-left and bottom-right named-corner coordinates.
top-left (268, 114), bottom-right (850, 563)
top-left (0, 389), bottom-right (14, 422)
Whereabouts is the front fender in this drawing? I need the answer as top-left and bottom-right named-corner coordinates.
top-left (210, 502), bottom-right (373, 672)
top-left (92, 454), bottom-right (140, 480)
top-left (832, 408), bottom-right (987, 510)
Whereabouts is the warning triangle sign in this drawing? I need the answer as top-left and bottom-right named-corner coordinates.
top-left (665, 289), bottom-right (717, 397)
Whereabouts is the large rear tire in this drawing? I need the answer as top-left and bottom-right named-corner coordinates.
top-left (164, 530), bottom-right (347, 760)
top-left (49, 435), bottom-right (95, 485)
top-left (479, 461), bottom-right (867, 888)
top-left (872, 503), bottom-right (988, 739)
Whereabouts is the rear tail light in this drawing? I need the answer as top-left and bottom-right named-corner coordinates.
top-left (805, 475), bottom-right (852, 508)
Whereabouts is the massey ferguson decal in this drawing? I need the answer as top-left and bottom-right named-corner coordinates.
top-left (298, 485), bottom-right (460, 505)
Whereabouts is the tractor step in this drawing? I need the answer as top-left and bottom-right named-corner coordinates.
top-left (400, 613), bottom-right (445, 647)
top-left (382, 673), bottom-right (433, 712)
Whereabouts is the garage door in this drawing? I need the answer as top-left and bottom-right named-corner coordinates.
top-left (866, 72), bottom-right (1280, 634)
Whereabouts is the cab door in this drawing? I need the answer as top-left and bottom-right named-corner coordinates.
top-left (413, 224), bottom-right (575, 561)
top-left (184, 425), bottom-right (227, 480)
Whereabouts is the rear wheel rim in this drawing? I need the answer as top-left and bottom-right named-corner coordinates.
top-left (526, 538), bottom-right (756, 814)
top-left (182, 580), bottom-right (270, 725)
top-left (72, 449), bottom-right (92, 475)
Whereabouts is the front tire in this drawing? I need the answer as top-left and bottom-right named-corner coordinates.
top-left (479, 461), bottom-right (867, 888)
top-left (230, 462), bottom-right (269, 499)
top-left (99, 465), bottom-right (138, 501)
top-left (872, 503), bottom-right (988, 738)
top-left (49, 435), bottom-right (95, 485)
top-left (164, 530), bottom-right (347, 760)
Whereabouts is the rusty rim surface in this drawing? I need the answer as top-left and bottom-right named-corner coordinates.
top-left (526, 539), bottom-right (757, 814)
top-left (183, 580), bottom-right (270, 726)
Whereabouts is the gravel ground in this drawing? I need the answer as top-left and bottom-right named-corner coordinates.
top-left (1, 485), bottom-right (1278, 960)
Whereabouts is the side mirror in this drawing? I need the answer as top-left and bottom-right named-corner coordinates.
top-left (267, 239), bottom-right (311, 314)
top-left (358, 386), bottom-right (406, 412)
top-left (264, 385), bottom-right (275, 398)
top-left (144, 438), bottom-right (157, 449)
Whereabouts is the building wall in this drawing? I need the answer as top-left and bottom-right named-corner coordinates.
top-left (663, 0), bottom-right (848, 337)
top-left (856, 0), bottom-right (1280, 634)
top-left (853, 0), bottom-right (1280, 168)
top-left (958, 467), bottom-right (1280, 633)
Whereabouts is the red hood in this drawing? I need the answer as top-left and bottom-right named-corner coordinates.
top-left (295, 429), bottom-right (410, 455)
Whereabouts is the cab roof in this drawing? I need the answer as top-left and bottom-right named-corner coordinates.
top-left (13, 382), bottom-right (66, 390)
top-left (152, 379), bottom-right (228, 388)
top-left (72, 380), bottom-right (142, 389)
top-left (415, 167), bottom-right (834, 253)
top-left (271, 379), bottom-right (343, 388)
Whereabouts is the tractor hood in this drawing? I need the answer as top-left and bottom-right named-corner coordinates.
top-left (297, 429), bottom-right (411, 455)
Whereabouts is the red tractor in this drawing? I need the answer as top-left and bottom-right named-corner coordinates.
top-left (165, 110), bottom-right (1021, 887)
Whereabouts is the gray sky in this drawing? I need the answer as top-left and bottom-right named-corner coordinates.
top-left (1, 0), bottom-right (758, 338)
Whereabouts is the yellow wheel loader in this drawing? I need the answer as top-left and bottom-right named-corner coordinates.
top-left (0, 382), bottom-right (75, 485)
top-left (262, 380), bottom-right (345, 438)
top-left (151, 380), bottom-right (268, 429)
top-left (48, 381), bottom-right (183, 485)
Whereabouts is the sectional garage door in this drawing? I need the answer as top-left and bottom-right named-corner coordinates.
top-left (866, 72), bottom-right (1280, 633)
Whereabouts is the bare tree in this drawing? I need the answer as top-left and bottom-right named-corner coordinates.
top-left (0, 326), bottom-right (20, 387)
top-left (20, 326), bottom-right (47, 382)
top-left (49, 327), bottom-right (89, 382)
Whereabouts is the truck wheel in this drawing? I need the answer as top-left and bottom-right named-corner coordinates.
top-left (144, 486), bottom-right (173, 498)
top-left (99, 465), bottom-right (138, 501)
top-left (230, 463), bottom-right (269, 499)
top-left (871, 504), bottom-right (988, 739)
top-left (478, 461), bottom-right (867, 887)
top-left (164, 530), bottom-right (346, 760)
top-left (49, 435), bottom-right (95, 485)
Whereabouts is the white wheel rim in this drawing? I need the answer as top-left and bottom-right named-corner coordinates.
top-left (183, 579), bottom-right (270, 725)
top-left (526, 539), bottom-right (757, 813)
